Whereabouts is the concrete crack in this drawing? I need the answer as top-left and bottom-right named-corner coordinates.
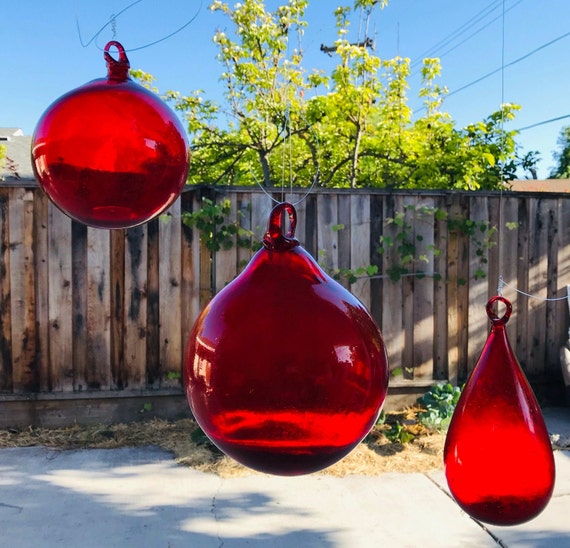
top-left (211, 478), bottom-right (224, 548)
top-left (0, 502), bottom-right (24, 513)
top-left (423, 473), bottom-right (509, 547)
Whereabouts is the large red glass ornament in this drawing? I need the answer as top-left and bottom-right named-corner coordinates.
top-left (31, 41), bottom-right (189, 229)
top-left (444, 296), bottom-right (555, 525)
top-left (184, 202), bottom-right (389, 476)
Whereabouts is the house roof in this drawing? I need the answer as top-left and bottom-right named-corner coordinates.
top-left (0, 128), bottom-right (35, 183)
top-left (508, 179), bottom-right (570, 193)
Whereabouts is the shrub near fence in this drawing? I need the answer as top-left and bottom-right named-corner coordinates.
top-left (0, 184), bottom-right (569, 425)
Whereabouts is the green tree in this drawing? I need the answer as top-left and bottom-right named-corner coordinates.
top-left (0, 144), bottom-right (6, 179)
top-left (549, 125), bottom-right (570, 178)
top-left (169, 0), bottom-right (318, 189)
top-left (149, 0), bottom-right (536, 190)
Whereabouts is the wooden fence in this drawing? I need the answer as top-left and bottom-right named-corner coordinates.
top-left (1, 184), bottom-right (569, 421)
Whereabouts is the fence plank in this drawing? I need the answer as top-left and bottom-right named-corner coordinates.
top-left (71, 221), bottom-right (88, 391)
top-left (180, 191), bottom-right (197, 373)
top-left (545, 199), bottom-right (561, 375)
top-left (34, 190), bottom-right (50, 392)
top-left (528, 198), bottom-right (548, 375)
top-left (381, 193), bottom-right (404, 374)
top-left (556, 198), bottom-right (570, 365)
top-left (411, 196), bottom-right (435, 379)
top-left (86, 228), bottom-right (111, 390)
top-left (215, 193), bottom-right (238, 292)
top-left (317, 194), bottom-right (338, 271)
top-left (146, 218), bottom-right (160, 387)
top-left (159, 199), bottom-right (182, 379)
top-left (236, 192), bottom-right (254, 275)
top-left (124, 225), bottom-right (147, 389)
top-left (447, 194), bottom-right (470, 383)
top-left (110, 229), bottom-right (125, 389)
top-left (497, 195), bottom-right (520, 351)
top-left (48, 204), bottom-right (74, 392)
top-left (551, 198), bottom-right (570, 386)
top-left (250, 192), bottom-right (273, 244)
top-left (337, 194), bottom-right (351, 285)
top-left (350, 193), bottom-right (371, 309)
top-left (9, 188), bottom-right (37, 392)
top-left (0, 188), bottom-right (13, 391)
top-left (516, 198), bottom-right (531, 370)
top-left (467, 195), bottom-right (490, 372)
top-left (369, 194), bottom-right (384, 327)
top-left (304, 194), bottom-right (318, 258)
top-left (433, 195), bottom-right (449, 380)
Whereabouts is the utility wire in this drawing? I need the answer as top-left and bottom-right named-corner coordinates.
top-left (414, 28), bottom-right (570, 115)
top-left (411, 0), bottom-right (505, 68)
top-left (516, 114), bottom-right (570, 132)
top-left (424, 0), bottom-right (524, 69)
top-left (446, 29), bottom-right (570, 99)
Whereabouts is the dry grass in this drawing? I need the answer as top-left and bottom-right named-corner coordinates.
top-left (0, 407), bottom-right (445, 477)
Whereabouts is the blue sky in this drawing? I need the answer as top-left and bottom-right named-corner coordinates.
top-left (2, 0), bottom-right (570, 178)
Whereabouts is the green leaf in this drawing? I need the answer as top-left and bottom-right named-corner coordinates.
top-left (366, 264), bottom-right (379, 276)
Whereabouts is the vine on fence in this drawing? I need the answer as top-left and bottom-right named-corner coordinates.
top-left (376, 205), bottom-right (497, 282)
top-left (184, 199), bottom-right (498, 285)
top-left (181, 197), bottom-right (256, 252)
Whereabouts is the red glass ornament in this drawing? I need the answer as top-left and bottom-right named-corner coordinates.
top-left (31, 41), bottom-right (189, 229)
top-left (184, 202), bottom-right (389, 476)
top-left (444, 296), bottom-right (555, 525)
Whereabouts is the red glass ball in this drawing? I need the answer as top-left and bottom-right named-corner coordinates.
top-left (31, 41), bottom-right (189, 229)
top-left (184, 202), bottom-right (389, 476)
top-left (444, 296), bottom-right (555, 525)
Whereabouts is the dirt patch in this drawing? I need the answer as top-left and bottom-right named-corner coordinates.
top-left (0, 408), bottom-right (445, 477)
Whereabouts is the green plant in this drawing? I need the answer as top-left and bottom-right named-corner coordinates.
top-left (446, 215), bottom-right (497, 280)
top-left (378, 206), bottom-right (435, 281)
top-left (166, 371), bottom-right (181, 381)
top-left (365, 410), bottom-right (416, 444)
top-left (140, 402), bottom-right (153, 413)
top-left (417, 382), bottom-right (462, 431)
top-left (384, 421), bottom-right (416, 443)
top-left (190, 425), bottom-right (223, 454)
top-left (330, 264), bottom-right (379, 284)
top-left (378, 205), bottom-right (497, 282)
top-left (182, 197), bottom-right (254, 252)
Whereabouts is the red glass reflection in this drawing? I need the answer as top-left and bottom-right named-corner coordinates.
top-left (31, 41), bottom-right (189, 229)
top-left (184, 202), bottom-right (389, 476)
top-left (444, 296), bottom-right (555, 525)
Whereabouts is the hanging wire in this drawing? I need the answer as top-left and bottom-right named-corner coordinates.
top-left (76, 0), bottom-right (202, 52)
top-left (497, 0), bottom-right (507, 290)
top-left (495, 0), bottom-right (568, 303)
top-left (252, 8), bottom-right (320, 207)
top-left (111, 13), bottom-right (117, 39)
top-left (252, 154), bottom-right (320, 207)
top-left (498, 276), bottom-right (568, 301)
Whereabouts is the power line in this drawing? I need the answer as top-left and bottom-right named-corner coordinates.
top-left (412, 26), bottom-right (570, 116)
top-left (413, 27), bottom-right (570, 116)
top-left (430, 0), bottom-right (524, 67)
top-left (445, 29), bottom-right (570, 99)
top-left (516, 114), bottom-right (570, 132)
top-left (411, 0), bottom-right (503, 67)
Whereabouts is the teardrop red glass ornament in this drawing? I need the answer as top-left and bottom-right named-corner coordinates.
top-left (444, 296), bottom-right (555, 525)
top-left (31, 41), bottom-right (189, 229)
top-left (184, 202), bottom-right (389, 476)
